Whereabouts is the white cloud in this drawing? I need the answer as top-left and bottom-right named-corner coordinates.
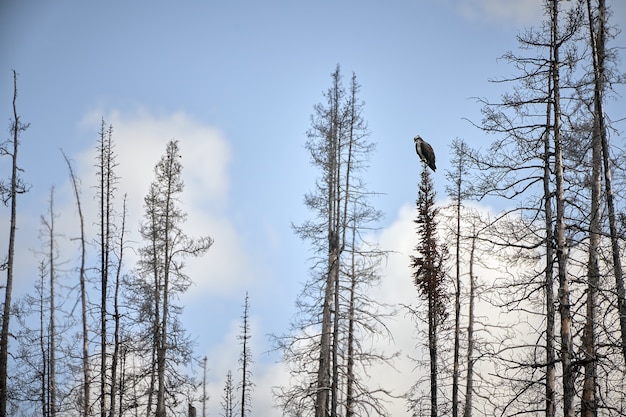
top-left (80, 108), bottom-right (230, 209)
top-left (337, 201), bottom-right (543, 416)
top-left (77, 108), bottom-right (257, 296)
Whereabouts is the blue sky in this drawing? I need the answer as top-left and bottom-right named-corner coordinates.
top-left (2, 1), bottom-right (626, 415)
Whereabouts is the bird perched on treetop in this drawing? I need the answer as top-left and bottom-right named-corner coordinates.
top-left (414, 135), bottom-right (436, 172)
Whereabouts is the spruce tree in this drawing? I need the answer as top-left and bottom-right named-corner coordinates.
top-left (410, 167), bottom-right (448, 417)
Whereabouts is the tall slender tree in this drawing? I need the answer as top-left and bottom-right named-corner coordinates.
top-left (62, 151), bottom-right (90, 417)
top-left (276, 66), bottom-right (391, 417)
top-left (0, 70), bottom-right (29, 416)
top-left (462, 224), bottom-right (477, 417)
top-left (109, 194), bottom-right (127, 417)
top-left (541, 55), bottom-right (556, 417)
top-left (95, 120), bottom-right (118, 417)
top-left (445, 138), bottom-right (471, 417)
top-left (462, 1), bottom-right (591, 413)
top-left (201, 357), bottom-right (208, 417)
top-left (43, 188), bottom-right (58, 417)
top-left (221, 370), bottom-right (236, 417)
top-left (410, 167), bottom-right (448, 417)
top-left (586, 0), bottom-right (626, 364)
top-left (238, 292), bottom-right (253, 417)
top-left (548, 2), bottom-right (575, 415)
top-left (135, 139), bottom-right (213, 417)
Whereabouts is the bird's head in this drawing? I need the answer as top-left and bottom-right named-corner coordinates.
top-left (413, 135), bottom-right (422, 144)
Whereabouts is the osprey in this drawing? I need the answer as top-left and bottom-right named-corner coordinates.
top-left (414, 135), bottom-right (436, 172)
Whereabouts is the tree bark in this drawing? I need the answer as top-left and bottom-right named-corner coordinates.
top-left (551, 1), bottom-right (574, 415)
top-left (587, 0), bottom-right (626, 364)
top-left (581, 3), bottom-right (604, 410)
top-left (542, 61), bottom-right (556, 417)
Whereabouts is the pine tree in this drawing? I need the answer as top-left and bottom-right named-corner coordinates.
top-left (410, 167), bottom-right (448, 417)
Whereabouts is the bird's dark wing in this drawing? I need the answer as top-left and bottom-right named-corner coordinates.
top-left (420, 141), bottom-right (437, 172)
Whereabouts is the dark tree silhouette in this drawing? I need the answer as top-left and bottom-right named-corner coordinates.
top-left (0, 70), bottom-right (29, 416)
top-left (410, 167), bottom-right (448, 417)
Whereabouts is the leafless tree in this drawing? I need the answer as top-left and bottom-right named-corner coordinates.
top-left (94, 119), bottom-right (119, 417)
top-left (0, 70), bottom-right (29, 416)
top-left (586, 0), bottom-right (626, 364)
top-left (276, 66), bottom-right (392, 417)
top-left (44, 188), bottom-right (58, 417)
top-left (461, 0), bottom-right (626, 414)
top-left (462, 223), bottom-right (477, 417)
top-left (221, 370), bottom-right (236, 417)
top-left (133, 139), bottom-right (213, 417)
top-left (109, 194), bottom-right (127, 417)
top-left (445, 138), bottom-right (472, 417)
top-left (62, 151), bottom-right (90, 417)
top-left (238, 292), bottom-right (253, 417)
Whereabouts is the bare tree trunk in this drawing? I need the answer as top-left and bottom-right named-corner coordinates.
top-left (542, 67), bottom-right (556, 417)
top-left (582, 111), bottom-right (600, 415)
top-left (109, 195), bottom-right (127, 417)
top-left (239, 293), bottom-right (252, 417)
top-left (462, 230), bottom-right (476, 417)
top-left (551, 1), bottom-right (574, 415)
top-left (452, 154), bottom-right (462, 417)
top-left (586, 0), bottom-right (626, 364)
top-left (202, 357), bottom-right (208, 417)
top-left (46, 188), bottom-right (58, 417)
top-left (98, 121), bottom-right (114, 417)
top-left (317, 232), bottom-right (337, 417)
top-left (145, 189), bottom-right (162, 417)
top-left (146, 204), bottom-right (160, 417)
top-left (581, 3), bottom-right (604, 409)
top-left (34, 262), bottom-right (49, 417)
top-left (0, 70), bottom-right (27, 416)
top-left (118, 344), bottom-right (127, 416)
top-left (316, 68), bottom-right (342, 417)
top-left (331, 251), bottom-right (340, 417)
top-left (63, 152), bottom-right (91, 417)
top-left (156, 185), bottom-right (173, 417)
top-left (345, 220), bottom-right (357, 417)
